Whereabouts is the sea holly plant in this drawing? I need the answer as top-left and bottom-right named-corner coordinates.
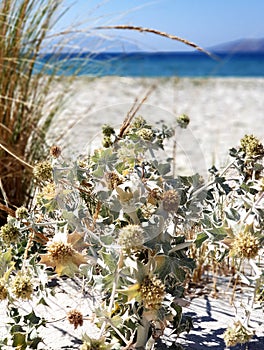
top-left (0, 115), bottom-right (263, 349)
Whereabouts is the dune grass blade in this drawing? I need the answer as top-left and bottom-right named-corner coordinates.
top-left (0, 0), bottom-right (66, 223)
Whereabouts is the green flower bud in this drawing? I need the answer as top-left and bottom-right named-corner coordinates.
top-left (15, 206), bottom-right (28, 220)
top-left (102, 124), bottom-right (115, 137)
top-left (240, 134), bottom-right (264, 158)
top-left (12, 273), bottom-right (33, 300)
top-left (136, 128), bottom-right (154, 141)
top-left (0, 223), bottom-right (20, 245)
top-left (177, 114), bottom-right (190, 129)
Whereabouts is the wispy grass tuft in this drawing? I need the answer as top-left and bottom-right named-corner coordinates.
top-left (0, 0), bottom-right (68, 223)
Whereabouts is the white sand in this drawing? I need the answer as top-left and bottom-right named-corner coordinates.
top-left (48, 77), bottom-right (264, 176)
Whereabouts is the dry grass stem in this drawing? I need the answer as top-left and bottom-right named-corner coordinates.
top-left (96, 25), bottom-right (217, 59)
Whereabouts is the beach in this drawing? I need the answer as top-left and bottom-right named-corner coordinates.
top-left (48, 77), bottom-right (264, 176)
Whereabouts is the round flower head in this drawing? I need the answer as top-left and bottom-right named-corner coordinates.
top-left (102, 124), bottom-right (115, 137)
top-left (136, 128), bottom-right (154, 141)
top-left (176, 114), bottom-right (190, 129)
top-left (80, 336), bottom-right (111, 350)
top-left (139, 275), bottom-right (165, 309)
top-left (67, 309), bottom-right (83, 329)
top-left (162, 189), bottom-right (179, 213)
top-left (15, 206), bottom-right (28, 220)
top-left (132, 116), bottom-right (147, 129)
top-left (0, 223), bottom-right (20, 245)
top-left (39, 231), bottom-right (88, 277)
top-left (33, 160), bottom-right (53, 182)
top-left (117, 225), bottom-right (144, 252)
top-left (240, 134), bottom-right (264, 158)
top-left (0, 279), bottom-right (8, 300)
top-left (11, 273), bottom-right (33, 300)
top-left (50, 145), bottom-right (62, 158)
top-left (223, 321), bottom-right (253, 347)
top-left (232, 230), bottom-right (259, 259)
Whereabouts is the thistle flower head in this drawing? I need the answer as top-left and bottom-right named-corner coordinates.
top-left (50, 145), bottom-right (62, 158)
top-left (240, 134), bottom-right (264, 158)
top-left (33, 161), bottom-right (53, 182)
top-left (11, 273), bottom-right (33, 300)
top-left (223, 321), bottom-right (253, 347)
top-left (132, 116), bottom-right (146, 129)
top-left (39, 231), bottom-right (89, 277)
top-left (117, 224), bottom-right (144, 252)
top-left (15, 206), bottom-right (28, 220)
top-left (67, 309), bottom-right (83, 329)
top-left (232, 230), bottom-right (259, 259)
top-left (0, 279), bottom-right (8, 300)
top-left (136, 127), bottom-right (154, 141)
top-left (48, 241), bottom-right (74, 262)
top-left (139, 275), bottom-right (165, 309)
top-left (162, 189), bottom-right (179, 212)
top-left (0, 223), bottom-right (20, 245)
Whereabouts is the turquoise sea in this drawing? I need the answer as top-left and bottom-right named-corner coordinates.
top-left (39, 52), bottom-right (264, 77)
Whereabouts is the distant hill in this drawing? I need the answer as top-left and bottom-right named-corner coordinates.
top-left (209, 38), bottom-right (264, 53)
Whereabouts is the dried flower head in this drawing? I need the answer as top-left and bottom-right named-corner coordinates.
top-left (15, 206), bottom-right (28, 220)
top-left (147, 187), bottom-right (163, 205)
top-left (67, 309), bottom-right (83, 329)
top-left (232, 230), bottom-right (259, 259)
top-left (223, 321), bottom-right (253, 347)
top-left (136, 127), bottom-right (154, 141)
top-left (33, 161), bottom-right (53, 182)
top-left (162, 189), bottom-right (179, 212)
top-left (139, 275), bottom-right (165, 309)
top-left (40, 231), bottom-right (89, 277)
top-left (240, 134), bottom-right (264, 158)
top-left (0, 223), bottom-right (20, 245)
top-left (0, 279), bottom-right (8, 300)
top-left (117, 225), bottom-right (144, 252)
top-left (105, 172), bottom-right (123, 190)
top-left (50, 145), bottom-right (62, 158)
top-left (177, 114), bottom-right (190, 129)
top-left (11, 273), bottom-right (33, 300)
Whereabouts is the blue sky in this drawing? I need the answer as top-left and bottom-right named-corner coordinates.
top-left (55, 0), bottom-right (264, 51)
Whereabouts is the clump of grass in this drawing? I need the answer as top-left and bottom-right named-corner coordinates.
top-left (0, 0), bottom-right (68, 223)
